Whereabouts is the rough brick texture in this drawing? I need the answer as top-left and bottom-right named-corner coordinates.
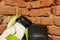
top-left (0, 6), bottom-right (16, 15)
top-left (53, 16), bottom-right (60, 26)
top-left (17, 8), bottom-right (29, 16)
top-left (29, 8), bottom-right (51, 16)
top-left (41, 17), bottom-right (53, 25)
top-left (53, 6), bottom-right (60, 16)
top-left (48, 25), bottom-right (60, 36)
top-left (0, 0), bottom-right (60, 40)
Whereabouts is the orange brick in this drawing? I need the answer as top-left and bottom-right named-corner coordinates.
top-left (4, 0), bottom-right (17, 6)
top-left (0, 25), bottom-right (7, 35)
top-left (0, 1), bottom-right (5, 8)
top-left (53, 17), bottom-right (60, 26)
top-left (0, 6), bottom-right (16, 15)
top-left (17, 0), bottom-right (26, 7)
top-left (30, 1), bottom-right (40, 8)
top-left (26, 0), bottom-right (54, 8)
top-left (47, 26), bottom-right (54, 34)
top-left (17, 8), bottom-right (29, 16)
top-left (49, 35), bottom-right (60, 40)
top-left (29, 8), bottom-right (51, 16)
top-left (40, 17), bottom-right (53, 25)
top-left (39, 0), bottom-right (54, 7)
top-left (48, 25), bottom-right (60, 35)
top-left (5, 0), bottom-right (26, 7)
top-left (25, 2), bottom-right (32, 9)
top-left (53, 6), bottom-right (60, 16)
top-left (26, 17), bottom-right (41, 24)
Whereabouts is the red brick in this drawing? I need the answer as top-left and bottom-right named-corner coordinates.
top-left (3, 16), bottom-right (11, 24)
top-left (0, 6), bottom-right (16, 15)
top-left (40, 17), bottom-right (53, 25)
top-left (53, 6), bottom-right (60, 16)
top-left (29, 8), bottom-right (51, 16)
top-left (49, 35), bottom-right (60, 40)
top-left (53, 16), bottom-right (60, 26)
top-left (26, 17), bottom-right (41, 24)
top-left (48, 25), bottom-right (60, 35)
top-left (0, 25), bottom-right (7, 35)
top-left (17, 8), bottom-right (29, 16)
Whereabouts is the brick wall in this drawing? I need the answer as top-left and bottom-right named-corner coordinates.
top-left (0, 0), bottom-right (60, 40)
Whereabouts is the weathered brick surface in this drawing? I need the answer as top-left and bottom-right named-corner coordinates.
top-left (25, 0), bottom-right (54, 8)
top-left (0, 6), bottom-right (16, 15)
top-left (17, 8), bottom-right (29, 16)
top-left (17, 0), bottom-right (26, 7)
top-left (25, 2), bottom-right (32, 9)
top-left (39, 0), bottom-right (54, 7)
top-left (53, 16), bottom-right (60, 26)
top-left (53, 6), bottom-right (60, 16)
top-left (29, 8), bottom-right (51, 16)
top-left (40, 17), bottom-right (53, 25)
top-left (30, 1), bottom-right (41, 8)
top-left (27, 17), bottom-right (41, 24)
top-left (5, 0), bottom-right (26, 7)
top-left (48, 25), bottom-right (60, 36)
top-left (4, 0), bottom-right (17, 6)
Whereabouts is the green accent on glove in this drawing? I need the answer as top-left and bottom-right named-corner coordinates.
top-left (9, 22), bottom-right (16, 28)
top-left (8, 15), bottom-right (17, 28)
top-left (25, 28), bottom-right (28, 40)
top-left (6, 34), bottom-right (19, 40)
top-left (8, 15), bottom-right (17, 23)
